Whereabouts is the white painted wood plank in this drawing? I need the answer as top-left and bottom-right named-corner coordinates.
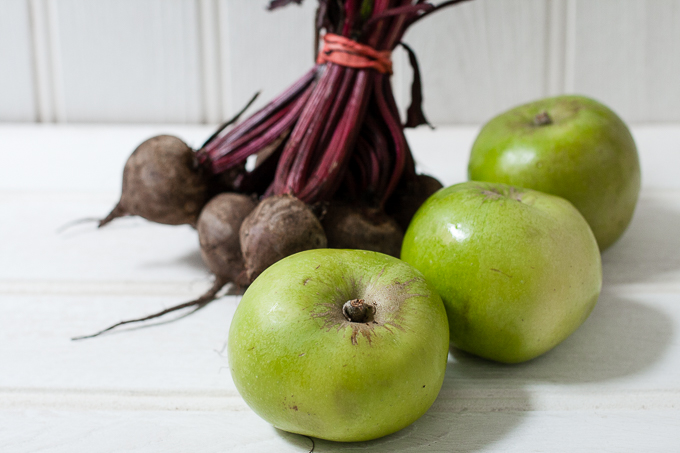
top-left (1, 124), bottom-right (677, 287)
top-left (401, 0), bottom-right (550, 125)
top-left (1, 124), bottom-right (680, 452)
top-left (1, 286), bottom-right (678, 395)
top-left (0, 124), bottom-right (674, 288)
top-left (218, 0), bottom-right (317, 118)
top-left (0, 294), bottom-right (238, 392)
top-left (570, 0), bottom-right (680, 124)
top-left (2, 124), bottom-right (678, 193)
top-left (0, 191), bottom-right (210, 285)
top-left (627, 126), bottom-right (680, 190)
top-left (603, 189), bottom-right (680, 290)
top-left (1, 409), bottom-right (678, 452)
top-left (1, 191), bottom-right (679, 395)
top-left (0, 0), bottom-right (37, 122)
top-left (51, 0), bottom-right (204, 123)
top-left (0, 124), bottom-right (214, 192)
top-left (407, 125), bottom-right (680, 191)
top-left (406, 126), bottom-right (479, 187)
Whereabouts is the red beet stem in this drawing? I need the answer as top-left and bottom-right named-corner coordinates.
top-left (295, 69), bottom-right (372, 202)
top-left (275, 64), bottom-right (344, 195)
top-left (363, 3), bottom-right (433, 32)
top-left (208, 83), bottom-right (315, 174)
top-left (198, 0), bottom-right (470, 206)
top-left (197, 67), bottom-right (318, 166)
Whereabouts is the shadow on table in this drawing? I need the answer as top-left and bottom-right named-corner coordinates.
top-left (56, 215), bottom-right (149, 237)
top-left (277, 391), bottom-right (529, 452)
top-left (140, 247), bottom-right (207, 272)
top-left (276, 359), bottom-right (531, 452)
top-left (275, 270), bottom-right (676, 452)
top-left (447, 195), bottom-right (676, 385)
top-left (450, 293), bottom-right (673, 385)
top-left (602, 196), bottom-right (680, 286)
top-left (272, 288), bottom-right (675, 451)
top-left (268, 196), bottom-right (679, 451)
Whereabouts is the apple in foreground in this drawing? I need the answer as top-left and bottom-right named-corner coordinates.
top-left (401, 181), bottom-right (602, 363)
top-left (468, 95), bottom-right (641, 251)
top-left (228, 249), bottom-right (449, 442)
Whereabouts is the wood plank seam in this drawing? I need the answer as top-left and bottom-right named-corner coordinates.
top-left (2, 389), bottom-right (678, 412)
top-left (563, 0), bottom-right (577, 94)
top-left (198, 0), bottom-right (223, 124)
top-left (28, 0), bottom-right (55, 123)
top-left (545, 0), bottom-right (567, 96)
top-left (217, 0), bottom-right (234, 120)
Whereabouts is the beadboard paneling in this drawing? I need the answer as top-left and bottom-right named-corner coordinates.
top-left (569, 0), bottom-right (680, 124)
top-left (0, 0), bottom-right (36, 122)
top-left (402, 0), bottom-right (550, 125)
top-left (3, 0), bottom-right (680, 125)
top-left (218, 0), bottom-right (317, 118)
top-left (52, 0), bottom-right (204, 123)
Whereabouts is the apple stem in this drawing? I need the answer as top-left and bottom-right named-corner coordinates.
top-left (342, 299), bottom-right (376, 323)
top-left (533, 111), bottom-right (553, 126)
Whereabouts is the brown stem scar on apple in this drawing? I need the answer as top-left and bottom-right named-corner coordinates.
top-left (311, 275), bottom-right (422, 346)
top-left (342, 299), bottom-right (376, 323)
top-left (533, 110), bottom-right (553, 126)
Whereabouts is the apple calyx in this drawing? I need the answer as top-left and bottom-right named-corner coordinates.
top-left (533, 110), bottom-right (553, 126)
top-left (342, 299), bottom-right (376, 323)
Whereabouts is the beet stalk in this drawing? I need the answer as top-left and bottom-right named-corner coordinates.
top-left (78, 0), bottom-right (472, 339)
top-left (196, 0), bottom-right (469, 209)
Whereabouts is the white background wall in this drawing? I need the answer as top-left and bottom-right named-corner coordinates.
top-left (1, 0), bottom-right (679, 125)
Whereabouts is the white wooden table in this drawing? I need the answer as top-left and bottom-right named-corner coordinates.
top-left (1, 124), bottom-right (679, 452)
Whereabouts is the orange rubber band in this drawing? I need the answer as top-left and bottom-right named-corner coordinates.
top-left (316, 33), bottom-right (393, 75)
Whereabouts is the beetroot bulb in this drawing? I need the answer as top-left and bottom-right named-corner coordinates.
top-left (321, 203), bottom-right (404, 258)
top-left (97, 93), bottom-right (263, 229)
top-left (385, 173), bottom-right (444, 231)
top-left (99, 135), bottom-right (209, 227)
top-left (240, 194), bottom-right (327, 284)
top-left (195, 0), bottom-right (473, 238)
top-left (198, 193), bottom-right (257, 288)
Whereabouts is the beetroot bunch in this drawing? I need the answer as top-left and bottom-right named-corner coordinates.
top-left (80, 0), bottom-right (469, 339)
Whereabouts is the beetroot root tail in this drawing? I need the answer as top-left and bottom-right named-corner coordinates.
top-left (55, 217), bottom-right (102, 234)
top-left (71, 276), bottom-right (229, 340)
top-left (98, 202), bottom-right (128, 228)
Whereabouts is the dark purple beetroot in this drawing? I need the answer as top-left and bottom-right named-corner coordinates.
top-left (385, 174), bottom-right (444, 232)
top-left (197, 193), bottom-right (257, 288)
top-left (100, 135), bottom-right (209, 227)
top-left (240, 194), bottom-right (327, 283)
top-left (322, 203), bottom-right (403, 258)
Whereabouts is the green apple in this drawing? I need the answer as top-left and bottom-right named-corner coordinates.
top-left (228, 249), bottom-right (449, 442)
top-left (401, 181), bottom-right (602, 363)
top-left (468, 95), bottom-right (641, 250)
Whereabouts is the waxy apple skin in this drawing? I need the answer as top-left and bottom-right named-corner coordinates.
top-left (468, 95), bottom-right (641, 251)
top-left (401, 182), bottom-right (602, 364)
top-left (228, 249), bottom-right (449, 442)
